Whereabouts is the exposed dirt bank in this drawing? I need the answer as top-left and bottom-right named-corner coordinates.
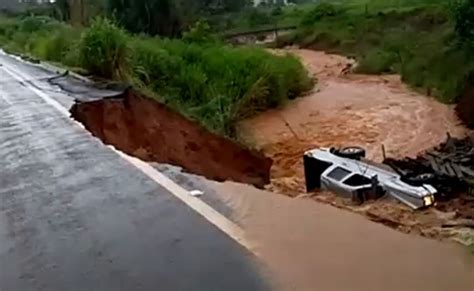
top-left (240, 49), bottom-right (472, 243)
top-left (70, 90), bottom-right (272, 188)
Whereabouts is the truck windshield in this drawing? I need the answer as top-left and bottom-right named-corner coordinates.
top-left (327, 167), bottom-right (351, 181)
top-left (343, 174), bottom-right (372, 186)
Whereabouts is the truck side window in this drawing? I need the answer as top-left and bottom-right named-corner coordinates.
top-left (326, 167), bottom-right (351, 181)
top-left (343, 174), bottom-right (372, 186)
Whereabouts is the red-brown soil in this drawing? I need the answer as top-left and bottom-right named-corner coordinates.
top-left (70, 90), bottom-right (272, 188)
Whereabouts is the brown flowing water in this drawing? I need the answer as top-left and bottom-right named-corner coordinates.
top-left (211, 181), bottom-right (474, 291)
top-left (239, 49), bottom-right (472, 242)
top-left (227, 49), bottom-right (474, 289)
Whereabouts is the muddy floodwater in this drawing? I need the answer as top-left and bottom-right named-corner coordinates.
top-left (240, 49), bottom-right (467, 194)
top-left (239, 49), bottom-right (472, 243)
top-left (211, 181), bottom-right (474, 291)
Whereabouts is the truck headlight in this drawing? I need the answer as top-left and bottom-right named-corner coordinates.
top-left (423, 195), bottom-right (434, 206)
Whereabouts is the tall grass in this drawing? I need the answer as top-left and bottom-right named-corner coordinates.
top-left (131, 38), bottom-right (312, 135)
top-left (0, 16), bottom-right (81, 66)
top-left (0, 16), bottom-right (312, 137)
top-left (79, 18), bottom-right (129, 79)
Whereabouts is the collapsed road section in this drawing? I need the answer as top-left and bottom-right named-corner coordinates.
top-left (70, 89), bottom-right (273, 188)
top-left (0, 56), bottom-right (271, 291)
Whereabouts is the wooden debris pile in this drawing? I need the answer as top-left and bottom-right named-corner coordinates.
top-left (384, 134), bottom-right (474, 201)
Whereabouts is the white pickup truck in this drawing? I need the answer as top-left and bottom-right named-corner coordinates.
top-left (303, 147), bottom-right (437, 209)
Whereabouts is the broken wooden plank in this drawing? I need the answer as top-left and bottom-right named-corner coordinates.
top-left (451, 163), bottom-right (465, 179)
top-left (427, 155), bottom-right (441, 173)
top-left (443, 163), bottom-right (456, 177)
top-left (460, 166), bottom-right (474, 178)
top-left (426, 150), bottom-right (442, 159)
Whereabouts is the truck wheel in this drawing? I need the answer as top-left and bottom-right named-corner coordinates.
top-left (337, 147), bottom-right (366, 160)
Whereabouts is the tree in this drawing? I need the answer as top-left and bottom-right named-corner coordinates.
top-left (54, 0), bottom-right (70, 21)
top-left (454, 0), bottom-right (474, 45)
top-left (107, 0), bottom-right (182, 36)
top-left (106, 0), bottom-right (251, 36)
top-left (54, 0), bottom-right (105, 25)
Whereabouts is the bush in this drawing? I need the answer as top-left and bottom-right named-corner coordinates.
top-left (0, 17), bottom-right (18, 38)
top-left (31, 27), bottom-right (80, 63)
top-left (246, 9), bottom-right (272, 28)
top-left (454, 0), bottom-right (474, 45)
top-left (355, 49), bottom-right (398, 74)
top-left (19, 16), bottom-right (56, 33)
top-left (301, 3), bottom-right (344, 26)
top-left (79, 18), bottom-right (129, 79)
top-left (182, 20), bottom-right (217, 44)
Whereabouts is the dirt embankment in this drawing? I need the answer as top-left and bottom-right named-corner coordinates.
top-left (70, 90), bottom-right (272, 188)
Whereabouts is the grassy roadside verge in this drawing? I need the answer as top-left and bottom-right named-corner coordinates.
top-left (277, 1), bottom-right (474, 104)
top-left (0, 16), bottom-right (313, 138)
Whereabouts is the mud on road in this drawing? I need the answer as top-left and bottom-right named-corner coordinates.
top-left (239, 49), bottom-right (473, 245)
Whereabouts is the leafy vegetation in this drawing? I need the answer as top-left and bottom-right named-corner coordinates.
top-left (0, 15), bottom-right (312, 137)
top-left (454, 0), bottom-right (474, 45)
top-left (40, 0), bottom-right (254, 36)
top-left (130, 36), bottom-right (312, 135)
top-left (79, 18), bottom-right (128, 79)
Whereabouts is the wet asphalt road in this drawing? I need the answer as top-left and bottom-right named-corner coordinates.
top-left (0, 54), bottom-right (269, 291)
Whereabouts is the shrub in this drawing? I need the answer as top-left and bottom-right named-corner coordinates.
top-left (301, 3), bottom-right (344, 26)
top-left (79, 18), bottom-right (129, 79)
top-left (31, 27), bottom-right (79, 62)
top-left (19, 16), bottom-right (59, 33)
top-left (182, 20), bottom-right (217, 44)
top-left (0, 17), bottom-right (18, 38)
top-left (246, 9), bottom-right (272, 28)
top-left (355, 49), bottom-right (398, 74)
top-left (454, 0), bottom-right (474, 45)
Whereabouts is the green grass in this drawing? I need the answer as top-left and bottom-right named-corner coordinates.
top-left (276, 0), bottom-right (473, 103)
top-left (0, 15), bottom-right (313, 138)
top-left (130, 37), bottom-right (312, 135)
top-left (79, 18), bottom-right (129, 79)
